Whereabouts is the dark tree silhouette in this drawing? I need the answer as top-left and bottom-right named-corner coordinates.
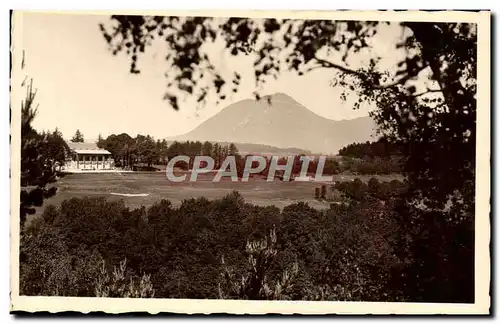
top-left (20, 75), bottom-right (69, 228)
top-left (338, 139), bottom-right (403, 159)
top-left (100, 133), bottom-right (136, 168)
top-left (96, 133), bottom-right (105, 147)
top-left (71, 129), bottom-right (85, 143)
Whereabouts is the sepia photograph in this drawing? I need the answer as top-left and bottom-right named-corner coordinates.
top-left (9, 9), bottom-right (490, 314)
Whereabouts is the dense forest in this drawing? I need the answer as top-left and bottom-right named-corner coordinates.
top-left (338, 139), bottom-right (403, 159)
top-left (337, 139), bottom-right (404, 175)
top-left (21, 180), bottom-right (408, 300)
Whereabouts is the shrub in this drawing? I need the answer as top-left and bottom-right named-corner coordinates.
top-left (95, 258), bottom-right (155, 298)
top-left (218, 227), bottom-right (299, 300)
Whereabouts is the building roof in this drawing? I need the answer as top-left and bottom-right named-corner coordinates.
top-left (67, 142), bottom-right (112, 155)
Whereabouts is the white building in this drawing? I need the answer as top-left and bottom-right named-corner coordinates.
top-left (62, 142), bottom-right (115, 172)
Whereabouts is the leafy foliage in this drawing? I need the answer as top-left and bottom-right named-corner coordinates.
top-left (21, 187), bottom-right (408, 301)
top-left (219, 227), bottom-right (300, 300)
top-left (95, 258), bottom-right (155, 298)
top-left (97, 133), bottom-right (136, 168)
top-left (339, 155), bottom-right (402, 175)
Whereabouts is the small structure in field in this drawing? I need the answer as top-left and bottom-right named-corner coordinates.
top-left (314, 185), bottom-right (328, 200)
top-left (314, 185), bottom-right (344, 202)
top-left (320, 185), bottom-right (326, 199)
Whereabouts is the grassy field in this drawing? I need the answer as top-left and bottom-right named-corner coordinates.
top-left (28, 171), bottom-right (404, 223)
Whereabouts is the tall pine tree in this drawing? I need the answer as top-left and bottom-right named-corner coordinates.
top-left (71, 129), bottom-right (84, 143)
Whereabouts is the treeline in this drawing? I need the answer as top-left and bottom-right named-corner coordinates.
top-left (249, 156), bottom-right (341, 179)
top-left (89, 130), bottom-right (403, 176)
top-left (21, 127), bottom-right (70, 226)
top-left (333, 178), bottom-right (408, 201)
top-left (339, 156), bottom-right (402, 175)
top-left (338, 139), bottom-right (403, 159)
top-left (96, 133), bottom-right (240, 170)
top-left (337, 139), bottom-right (404, 175)
top-left (170, 141), bottom-right (239, 169)
top-left (96, 133), bottom-right (342, 177)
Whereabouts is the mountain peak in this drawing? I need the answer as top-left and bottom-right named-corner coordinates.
top-left (264, 92), bottom-right (297, 103)
top-left (171, 93), bottom-right (376, 154)
top-left (259, 93), bottom-right (305, 111)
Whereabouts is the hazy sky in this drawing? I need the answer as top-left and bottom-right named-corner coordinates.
top-left (19, 12), bottom-right (410, 141)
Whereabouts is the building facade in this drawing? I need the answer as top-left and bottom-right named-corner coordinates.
top-left (62, 142), bottom-right (115, 172)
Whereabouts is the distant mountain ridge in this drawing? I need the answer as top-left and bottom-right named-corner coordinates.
top-left (170, 93), bottom-right (377, 154)
top-left (165, 140), bottom-right (313, 157)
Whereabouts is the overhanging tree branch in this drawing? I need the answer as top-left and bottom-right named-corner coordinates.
top-left (308, 56), bottom-right (432, 92)
top-left (412, 88), bottom-right (442, 97)
top-left (311, 56), bottom-right (360, 75)
top-left (375, 65), bottom-right (430, 90)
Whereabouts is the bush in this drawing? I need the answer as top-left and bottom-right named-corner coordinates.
top-left (95, 258), bottom-right (155, 298)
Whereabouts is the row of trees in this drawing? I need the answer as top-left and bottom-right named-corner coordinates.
top-left (339, 155), bottom-right (402, 175)
top-left (69, 132), bottom-right (403, 176)
top-left (96, 133), bottom-right (241, 169)
top-left (240, 154), bottom-right (400, 178)
top-left (337, 139), bottom-right (404, 175)
top-left (96, 132), bottom-right (346, 177)
top-left (246, 155), bottom-right (341, 179)
top-left (338, 139), bottom-right (403, 159)
top-left (169, 140), bottom-right (239, 169)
